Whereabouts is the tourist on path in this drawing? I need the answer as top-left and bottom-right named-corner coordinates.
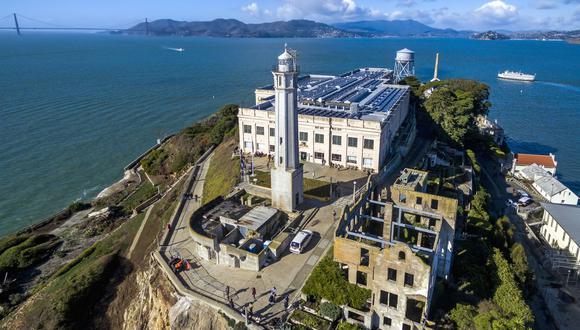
top-left (225, 285), bottom-right (230, 300)
top-left (284, 295), bottom-right (289, 311)
top-left (251, 287), bottom-right (256, 301)
top-left (270, 286), bottom-right (277, 297)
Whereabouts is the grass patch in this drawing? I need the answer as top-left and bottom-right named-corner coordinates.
top-left (202, 136), bottom-right (240, 203)
top-left (120, 182), bottom-right (157, 212)
top-left (253, 170), bottom-right (331, 200)
top-left (0, 234), bottom-right (60, 271)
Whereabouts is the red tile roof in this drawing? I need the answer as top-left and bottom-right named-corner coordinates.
top-left (515, 153), bottom-right (556, 168)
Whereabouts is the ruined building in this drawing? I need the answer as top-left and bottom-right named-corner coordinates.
top-left (334, 168), bottom-right (458, 329)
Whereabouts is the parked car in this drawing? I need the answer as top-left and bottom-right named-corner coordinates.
top-left (290, 230), bottom-right (313, 254)
top-left (517, 189), bottom-right (529, 198)
top-left (518, 196), bottom-right (533, 206)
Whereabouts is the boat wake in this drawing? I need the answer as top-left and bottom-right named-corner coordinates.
top-left (164, 47), bottom-right (185, 52)
top-left (536, 81), bottom-right (580, 93)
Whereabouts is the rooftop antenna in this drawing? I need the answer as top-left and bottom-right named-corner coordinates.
top-left (431, 53), bottom-right (440, 82)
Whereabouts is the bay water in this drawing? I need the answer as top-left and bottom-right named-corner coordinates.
top-left (1, 33), bottom-right (579, 235)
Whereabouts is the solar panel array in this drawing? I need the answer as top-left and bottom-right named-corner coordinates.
top-left (252, 68), bottom-right (408, 122)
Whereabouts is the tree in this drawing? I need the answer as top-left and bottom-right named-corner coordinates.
top-left (421, 79), bottom-right (490, 147)
top-left (491, 248), bottom-right (534, 326)
top-left (510, 243), bottom-right (531, 288)
top-left (449, 303), bottom-right (477, 330)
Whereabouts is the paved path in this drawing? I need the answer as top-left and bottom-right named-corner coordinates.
top-left (127, 205), bottom-right (154, 259)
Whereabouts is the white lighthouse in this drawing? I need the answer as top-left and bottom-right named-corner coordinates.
top-left (270, 45), bottom-right (303, 212)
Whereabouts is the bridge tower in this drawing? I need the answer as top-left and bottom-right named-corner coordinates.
top-left (13, 13), bottom-right (20, 36)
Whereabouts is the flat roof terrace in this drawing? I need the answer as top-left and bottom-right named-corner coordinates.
top-left (250, 67), bottom-right (408, 123)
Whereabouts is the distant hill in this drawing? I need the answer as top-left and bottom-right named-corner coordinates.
top-left (124, 18), bottom-right (361, 38)
top-left (509, 29), bottom-right (580, 41)
top-left (332, 19), bottom-right (472, 38)
top-left (472, 31), bottom-right (510, 40)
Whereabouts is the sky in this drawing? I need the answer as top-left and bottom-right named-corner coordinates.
top-left (1, 0), bottom-right (579, 31)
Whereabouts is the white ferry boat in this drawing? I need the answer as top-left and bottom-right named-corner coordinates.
top-left (497, 70), bottom-right (535, 82)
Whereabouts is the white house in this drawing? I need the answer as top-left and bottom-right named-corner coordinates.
top-left (539, 203), bottom-right (580, 267)
top-left (512, 153), bottom-right (557, 176)
top-left (533, 175), bottom-right (579, 205)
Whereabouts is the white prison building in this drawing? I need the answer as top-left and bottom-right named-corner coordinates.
top-left (238, 67), bottom-right (411, 173)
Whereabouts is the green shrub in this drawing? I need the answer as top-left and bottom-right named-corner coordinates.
top-left (67, 201), bottom-right (91, 213)
top-left (336, 321), bottom-right (364, 330)
top-left (449, 303), bottom-right (477, 330)
top-left (319, 301), bottom-right (342, 321)
top-left (290, 309), bottom-right (330, 329)
top-left (0, 234), bottom-right (29, 255)
top-left (491, 248), bottom-right (534, 326)
top-left (510, 243), bottom-right (530, 287)
top-left (0, 234), bottom-right (60, 270)
top-left (302, 253), bottom-right (371, 310)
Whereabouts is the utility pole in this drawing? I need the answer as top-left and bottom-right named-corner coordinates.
top-left (13, 13), bottom-right (21, 36)
top-left (145, 17), bottom-right (149, 36)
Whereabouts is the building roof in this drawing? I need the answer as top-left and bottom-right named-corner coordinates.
top-left (520, 164), bottom-right (550, 181)
top-left (534, 175), bottom-right (568, 196)
top-left (237, 206), bottom-right (278, 231)
top-left (541, 203), bottom-right (580, 245)
top-left (250, 68), bottom-right (409, 123)
top-left (515, 153), bottom-right (556, 168)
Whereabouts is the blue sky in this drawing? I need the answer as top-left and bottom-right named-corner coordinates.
top-left (1, 0), bottom-right (579, 31)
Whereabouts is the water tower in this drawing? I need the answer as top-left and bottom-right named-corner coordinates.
top-left (394, 48), bottom-right (415, 83)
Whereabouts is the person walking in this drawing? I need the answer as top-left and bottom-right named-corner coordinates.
top-left (268, 294), bottom-right (274, 306)
top-left (166, 223), bottom-right (171, 231)
top-left (270, 286), bottom-right (277, 297)
top-left (225, 285), bottom-right (230, 300)
top-left (251, 287), bottom-right (256, 301)
top-left (284, 295), bottom-right (290, 311)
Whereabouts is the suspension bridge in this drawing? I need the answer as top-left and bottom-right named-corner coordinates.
top-left (0, 13), bottom-right (149, 35)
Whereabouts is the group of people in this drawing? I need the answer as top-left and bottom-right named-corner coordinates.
top-left (225, 285), bottom-right (292, 325)
top-left (183, 192), bottom-right (198, 201)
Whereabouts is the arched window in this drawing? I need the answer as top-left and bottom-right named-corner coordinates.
top-left (398, 251), bottom-right (406, 261)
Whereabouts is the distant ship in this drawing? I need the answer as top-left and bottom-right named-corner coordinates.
top-left (174, 48), bottom-right (185, 52)
top-left (497, 70), bottom-right (535, 82)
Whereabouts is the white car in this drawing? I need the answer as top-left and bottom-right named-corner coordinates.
top-left (290, 230), bottom-right (313, 254)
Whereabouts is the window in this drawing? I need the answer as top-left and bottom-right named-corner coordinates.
top-left (363, 138), bottom-right (374, 149)
top-left (399, 193), bottom-right (407, 203)
top-left (388, 268), bottom-right (397, 281)
top-left (300, 152), bottom-right (308, 161)
top-left (402, 324), bottom-right (411, 330)
top-left (315, 134), bottom-right (324, 143)
top-left (299, 132), bottom-right (308, 141)
top-left (356, 271), bottom-right (367, 286)
top-left (256, 126), bottom-right (264, 135)
top-left (257, 143), bottom-right (266, 151)
top-left (347, 156), bottom-right (357, 164)
top-left (243, 125), bottom-right (252, 133)
top-left (431, 199), bottom-right (439, 210)
top-left (363, 158), bottom-right (372, 168)
top-left (416, 197), bottom-right (423, 205)
top-left (398, 251), bottom-right (406, 260)
top-left (269, 145), bottom-right (275, 152)
top-left (332, 135), bottom-right (342, 145)
top-left (314, 152), bottom-right (324, 160)
top-left (348, 311), bottom-right (365, 323)
top-left (348, 137), bottom-right (358, 147)
top-left (331, 154), bottom-right (342, 162)
top-left (404, 273), bottom-right (414, 287)
top-left (269, 127), bottom-right (275, 137)
top-left (244, 141), bottom-right (252, 149)
top-left (360, 248), bottom-right (369, 266)
top-left (379, 290), bottom-right (398, 308)
top-left (383, 316), bottom-right (392, 326)
top-left (405, 299), bottom-right (425, 323)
